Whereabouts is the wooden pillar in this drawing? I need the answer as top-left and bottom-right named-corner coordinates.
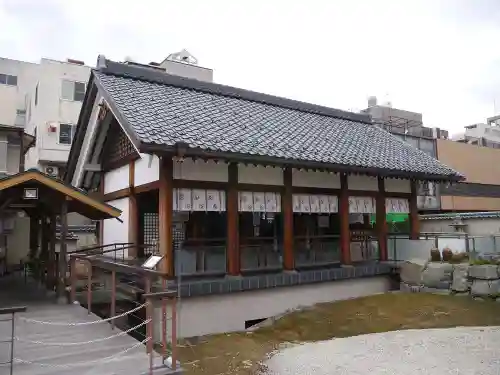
top-left (29, 215), bottom-right (39, 259)
top-left (409, 180), bottom-right (419, 239)
top-left (48, 215), bottom-right (57, 290)
top-left (339, 173), bottom-right (351, 264)
top-left (57, 198), bottom-right (68, 301)
top-left (128, 160), bottom-right (139, 258)
top-left (376, 177), bottom-right (388, 261)
top-left (226, 162), bottom-right (240, 275)
top-left (282, 167), bottom-right (294, 270)
top-left (40, 216), bottom-right (50, 285)
top-left (98, 173), bottom-right (105, 246)
top-left (159, 156), bottom-right (174, 276)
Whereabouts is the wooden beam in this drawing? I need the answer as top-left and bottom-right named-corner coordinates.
top-left (376, 178), bottom-right (388, 261)
top-left (159, 156), bottom-right (174, 276)
top-left (83, 163), bottom-right (102, 172)
top-left (40, 216), bottom-right (50, 284)
top-left (226, 162), bottom-right (240, 275)
top-left (128, 160), bottom-right (138, 258)
top-left (282, 167), bottom-right (294, 270)
top-left (339, 173), bottom-right (351, 264)
top-left (18, 129), bottom-right (25, 173)
top-left (409, 180), bottom-right (419, 239)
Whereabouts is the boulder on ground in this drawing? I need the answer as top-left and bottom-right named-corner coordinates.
top-left (421, 262), bottom-right (453, 289)
top-left (451, 264), bottom-right (470, 292)
top-left (471, 279), bottom-right (500, 297)
top-left (469, 264), bottom-right (499, 280)
top-left (400, 258), bottom-right (428, 286)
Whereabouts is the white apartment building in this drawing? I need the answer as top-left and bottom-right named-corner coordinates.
top-left (0, 56), bottom-right (91, 177)
top-left (452, 115), bottom-right (500, 148)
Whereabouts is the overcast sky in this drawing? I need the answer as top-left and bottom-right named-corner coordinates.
top-left (2, 0), bottom-right (500, 134)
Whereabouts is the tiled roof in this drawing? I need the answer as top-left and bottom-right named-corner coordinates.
top-left (92, 59), bottom-right (463, 181)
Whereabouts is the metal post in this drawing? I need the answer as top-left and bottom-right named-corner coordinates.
top-left (87, 261), bottom-right (92, 314)
top-left (70, 257), bottom-right (76, 304)
top-left (144, 277), bottom-right (153, 375)
top-left (171, 297), bottom-right (177, 371)
top-left (111, 270), bottom-right (116, 330)
top-left (161, 278), bottom-right (167, 360)
top-left (9, 313), bottom-right (14, 375)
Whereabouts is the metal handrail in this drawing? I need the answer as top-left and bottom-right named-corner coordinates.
top-left (0, 306), bottom-right (27, 375)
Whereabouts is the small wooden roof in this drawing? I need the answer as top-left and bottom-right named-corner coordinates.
top-left (0, 170), bottom-right (121, 220)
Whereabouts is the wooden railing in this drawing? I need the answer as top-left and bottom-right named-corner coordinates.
top-left (240, 237), bottom-right (282, 271)
top-left (294, 235), bottom-right (341, 267)
top-left (0, 306), bottom-right (27, 375)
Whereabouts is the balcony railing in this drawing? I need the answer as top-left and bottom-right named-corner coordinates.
top-left (294, 235), bottom-right (341, 267)
top-left (177, 238), bottom-right (226, 276)
top-left (241, 237), bottom-right (282, 271)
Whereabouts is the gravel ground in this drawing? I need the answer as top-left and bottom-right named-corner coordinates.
top-left (264, 326), bottom-right (500, 375)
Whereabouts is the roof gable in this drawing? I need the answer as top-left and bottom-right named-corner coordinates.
top-left (72, 58), bottom-right (463, 182)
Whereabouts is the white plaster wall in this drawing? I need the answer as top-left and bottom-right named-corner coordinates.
top-left (348, 175), bottom-right (378, 191)
top-left (6, 145), bottom-right (20, 174)
top-left (292, 170), bottom-right (340, 188)
top-left (155, 276), bottom-right (391, 339)
top-left (134, 153), bottom-right (159, 187)
top-left (104, 164), bottom-right (130, 194)
top-left (173, 159), bottom-right (228, 182)
top-left (420, 218), bottom-right (500, 236)
top-left (102, 197), bottom-right (129, 258)
top-left (385, 178), bottom-right (411, 193)
top-left (238, 165), bottom-right (283, 185)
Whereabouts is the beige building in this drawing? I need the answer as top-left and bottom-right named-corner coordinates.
top-left (437, 139), bottom-right (500, 211)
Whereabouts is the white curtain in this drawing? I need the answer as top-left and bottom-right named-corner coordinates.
top-left (239, 191), bottom-right (281, 212)
top-left (293, 194), bottom-right (338, 213)
top-left (174, 188), bottom-right (226, 212)
top-left (386, 198), bottom-right (410, 213)
top-left (348, 196), bottom-right (376, 213)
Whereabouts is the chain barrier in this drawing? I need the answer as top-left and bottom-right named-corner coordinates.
top-left (13, 338), bottom-right (150, 369)
top-left (15, 319), bottom-right (151, 346)
top-left (17, 302), bottom-right (147, 326)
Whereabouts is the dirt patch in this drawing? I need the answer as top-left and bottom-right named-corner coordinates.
top-left (177, 293), bottom-right (500, 375)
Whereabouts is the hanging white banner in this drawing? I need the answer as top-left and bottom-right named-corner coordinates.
top-left (177, 188), bottom-right (192, 212)
top-left (239, 191), bottom-right (254, 212)
top-left (206, 189), bottom-right (222, 212)
top-left (349, 196), bottom-right (376, 213)
top-left (328, 195), bottom-right (339, 213)
top-left (309, 195), bottom-right (321, 213)
top-left (192, 189), bottom-right (207, 211)
top-left (386, 198), bottom-right (410, 213)
top-left (293, 194), bottom-right (338, 213)
top-left (253, 192), bottom-right (266, 212)
top-left (264, 192), bottom-right (279, 213)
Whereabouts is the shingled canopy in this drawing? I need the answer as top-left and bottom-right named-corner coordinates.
top-left (66, 57), bottom-right (463, 183)
top-left (0, 169), bottom-right (121, 220)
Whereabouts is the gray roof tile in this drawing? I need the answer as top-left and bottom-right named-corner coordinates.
top-left (92, 62), bottom-right (462, 181)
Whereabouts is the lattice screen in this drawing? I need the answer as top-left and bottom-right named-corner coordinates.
top-left (142, 212), bottom-right (159, 255)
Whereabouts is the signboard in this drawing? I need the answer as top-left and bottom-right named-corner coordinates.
top-left (142, 255), bottom-right (163, 270)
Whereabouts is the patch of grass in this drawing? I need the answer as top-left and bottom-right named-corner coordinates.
top-left (177, 293), bottom-right (500, 375)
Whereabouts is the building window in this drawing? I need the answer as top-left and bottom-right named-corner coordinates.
top-left (0, 74), bottom-right (17, 86)
top-left (59, 123), bottom-right (75, 144)
top-left (61, 80), bottom-right (86, 101)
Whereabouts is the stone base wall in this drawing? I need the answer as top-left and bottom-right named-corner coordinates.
top-left (400, 260), bottom-right (500, 300)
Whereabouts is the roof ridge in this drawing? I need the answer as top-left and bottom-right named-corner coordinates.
top-left (95, 59), bottom-right (372, 124)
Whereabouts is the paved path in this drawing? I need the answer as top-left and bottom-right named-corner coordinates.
top-left (0, 274), bottom-right (174, 375)
top-left (264, 327), bottom-right (500, 375)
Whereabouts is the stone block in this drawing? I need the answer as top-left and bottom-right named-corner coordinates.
top-left (399, 258), bottom-right (428, 286)
top-left (421, 262), bottom-right (453, 288)
top-left (468, 265), bottom-right (499, 280)
top-left (420, 286), bottom-right (450, 295)
top-left (451, 264), bottom-right (470, 292)
top-left (400, 282), bottom-right (422, 293)
top-left (471, 279), bottom-right (500, 297)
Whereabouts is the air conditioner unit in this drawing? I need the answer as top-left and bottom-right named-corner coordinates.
top-left (44, 166), bottom-right (59, 177)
